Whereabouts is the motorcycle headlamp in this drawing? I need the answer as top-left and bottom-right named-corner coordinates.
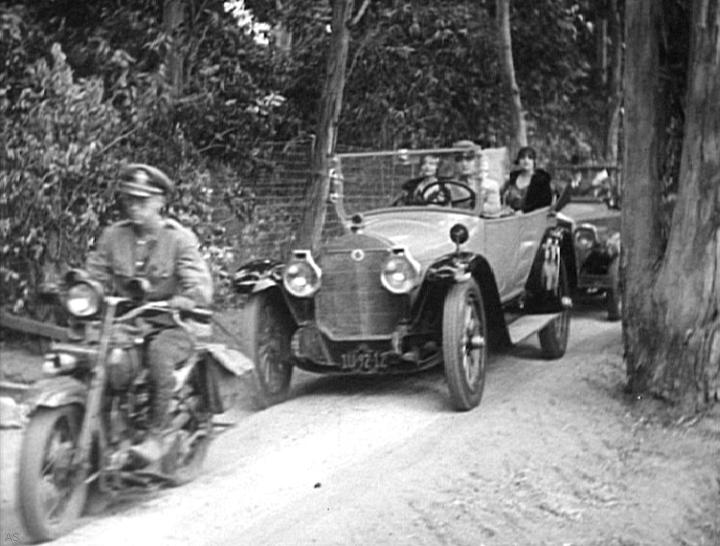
top-left (380, 249), bottom-right (421, 294)
top-left (283, 251), bottom-right (322, 297)
top-left (65, 282), bottom-right (102, 317)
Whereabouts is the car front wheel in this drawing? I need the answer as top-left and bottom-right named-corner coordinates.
top-left (442, 279), bottom-right (488, 411)
top-left (246, 289), bottom-right (295, 409)
top-left (538, 260), bottom-right (571, 358)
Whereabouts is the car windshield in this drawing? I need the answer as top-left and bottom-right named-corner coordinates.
top-left (564, 166), bottom-right (620, 202)
top-left (333, 147), bottom-right (509, 219)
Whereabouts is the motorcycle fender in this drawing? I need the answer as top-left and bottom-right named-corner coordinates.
top-left (24, 376), bottom-right (86, 412)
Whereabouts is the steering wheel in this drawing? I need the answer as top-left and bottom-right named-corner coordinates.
top-left (419, 180), bottom-right (477, 209)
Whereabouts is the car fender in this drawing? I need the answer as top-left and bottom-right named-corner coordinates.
top-left (233, 259), bottom-right (283, 294)
top-left (425, 253), bottom-right (510, 349)
top-left (527, 226), bottom-right (577, 293)
top-left (24, 376), bottom-right (87, 413)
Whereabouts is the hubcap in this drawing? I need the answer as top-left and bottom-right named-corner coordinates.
top-left (461, 294), bottom-right (485, 385)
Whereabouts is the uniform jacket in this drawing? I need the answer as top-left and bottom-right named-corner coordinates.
top-left (86, 218), bottom-right (213, 306)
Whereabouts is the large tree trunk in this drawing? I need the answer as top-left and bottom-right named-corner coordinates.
top-left (297, 0), bottom-right (353, 250)
top-left (623, 0), bottom-right (720, 410)
top-left (496, 0), bottom-right (527, 152)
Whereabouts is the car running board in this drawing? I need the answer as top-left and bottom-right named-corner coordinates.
top-left (506, 313), bottom-right (562, 345)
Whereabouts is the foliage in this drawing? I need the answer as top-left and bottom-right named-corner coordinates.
top-left (248, 0), bottom-right (607, 160)
top-left (0, 4), bottom-right (277, 312)
top-left (1, 41), bottom-right (124, 312)
top-left (1, 0), bottom-right (616, 314)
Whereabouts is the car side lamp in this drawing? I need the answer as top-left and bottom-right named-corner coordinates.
top-left (450, 223), bottom-right (469, 254)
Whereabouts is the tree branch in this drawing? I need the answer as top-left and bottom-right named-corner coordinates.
top-left (350, 0), bottom-right (371, 27)
top-left (347, 26), bottom-right (379, 80)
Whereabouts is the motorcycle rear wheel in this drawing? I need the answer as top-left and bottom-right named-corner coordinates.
top-left (18, 405), bottom-right (88, 542)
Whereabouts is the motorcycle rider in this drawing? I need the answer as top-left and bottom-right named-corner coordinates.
top-left (86, 163), bottom-right (213, 464)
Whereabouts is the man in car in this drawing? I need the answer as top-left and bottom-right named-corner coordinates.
top-left (453, 140), bottom-right (501, 215)
top-left (395, 153), bottom-right (439, 205)
top-left (86, 163), bottom-right (213, 464)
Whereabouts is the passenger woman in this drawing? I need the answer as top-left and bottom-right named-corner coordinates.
top-left (502, 146), bottom-right (553, 213)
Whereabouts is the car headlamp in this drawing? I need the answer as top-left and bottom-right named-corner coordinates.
top-left (380, 249), bottom-right (421, 294)
top-left (575, 226), bottom-right (597, 250)
top-left (65, 282), bottom-right (102, 317)
top-left (283, 251), bottom-right (322, 297)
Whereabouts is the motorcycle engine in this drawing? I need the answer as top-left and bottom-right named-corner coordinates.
top-left (106, 346), bottom-right (141, 391)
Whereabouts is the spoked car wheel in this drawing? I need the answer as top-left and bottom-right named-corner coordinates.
top-left (17, 406), bottom-right (88, 542)
top-left (247, 289), bottom-right (295, 409)
top-left (538, 260), bottom-right (571, 358)
top-left (442, 280), bottom-right (488, 411)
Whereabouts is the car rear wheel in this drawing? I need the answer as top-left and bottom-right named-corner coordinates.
top-left (442, 280), bottom-right (488, 411)
top-left (606, 257), bottom-right (621, 321)
top-left (538, 260), bottom-right (571, 358)
top-left (246, 289), bottom-right (295, 409)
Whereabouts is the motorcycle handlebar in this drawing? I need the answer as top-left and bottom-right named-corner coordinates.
top-left (115, 301), bottom-right (212, 324)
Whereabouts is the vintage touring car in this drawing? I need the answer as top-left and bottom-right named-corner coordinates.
top-left (561, 176), bottom-right (622, 321)
top-left (234, 148), bottom-right (577, 411)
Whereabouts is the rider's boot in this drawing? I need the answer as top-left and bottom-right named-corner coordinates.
top-left (129, 428), bottom-right (167, 465)
top-left (130, 364), bottom-right (175, 465)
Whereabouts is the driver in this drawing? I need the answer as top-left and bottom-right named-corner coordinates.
top-left (453, 140), bottom-right (501, 215)
top-left (86, 164), bottom-right (213, 464)
top-left (395, 154), bottom-right (439, 205)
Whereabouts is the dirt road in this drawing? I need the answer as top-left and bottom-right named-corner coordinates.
top-left (1, 307), bottom-right (719, 545)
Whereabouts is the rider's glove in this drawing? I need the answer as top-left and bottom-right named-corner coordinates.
top-left (168, 295), bottom-right (197, 311)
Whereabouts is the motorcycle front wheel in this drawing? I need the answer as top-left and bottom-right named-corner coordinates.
top-left (18, 405), bottom-right (88, 542)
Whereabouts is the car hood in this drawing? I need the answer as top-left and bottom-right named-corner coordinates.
top-left (360, 208), bottom-right (483, 267)
top-left (564, 201), bottom-right (620, 232)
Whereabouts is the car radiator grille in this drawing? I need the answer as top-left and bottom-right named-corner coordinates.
top-left (316, 248), bottom-right (408, 339)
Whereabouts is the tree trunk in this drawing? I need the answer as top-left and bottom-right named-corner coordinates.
top-left (604, 0), bottom-right (623, 164)
top-left (623, 0), bottom-right (720, 410)
top-left (297, 0), bottom-right (353, 250)
top-left (163, 0), bottom-right (185, 98)
top-left (496, 0), bottom-right (527, 152)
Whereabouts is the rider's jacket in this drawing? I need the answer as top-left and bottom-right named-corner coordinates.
top-left (86, 218), bottom-right (213, 306)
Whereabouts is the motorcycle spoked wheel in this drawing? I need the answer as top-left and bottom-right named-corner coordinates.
top-left (17, 406), bottom-right (88, 542)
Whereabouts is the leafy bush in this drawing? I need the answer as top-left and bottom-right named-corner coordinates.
top-left (1, 43), bottom-right (125, 312)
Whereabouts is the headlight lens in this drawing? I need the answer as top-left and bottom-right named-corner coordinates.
top-left (380, 250), bottom-right (421, 294)
top-left (283, 251), bottom-right (322, 297)
top-left (575, 227), bottom-right (597, 250)
top-left (65, 282), bottom-right (101, 317)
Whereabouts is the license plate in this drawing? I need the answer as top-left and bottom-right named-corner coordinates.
top-left (340, 348), bottom-right (385, 372)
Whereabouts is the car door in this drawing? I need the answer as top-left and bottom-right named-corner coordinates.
top-left (482, 207), bottom-right (550, 302)
top-left (512, 207), bottom-right (550, 290)
top-left (482, 215), bottom-right (520, 301)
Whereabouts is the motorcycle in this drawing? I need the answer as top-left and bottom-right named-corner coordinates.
top-left (17, 271), bottom-right (242, 542)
